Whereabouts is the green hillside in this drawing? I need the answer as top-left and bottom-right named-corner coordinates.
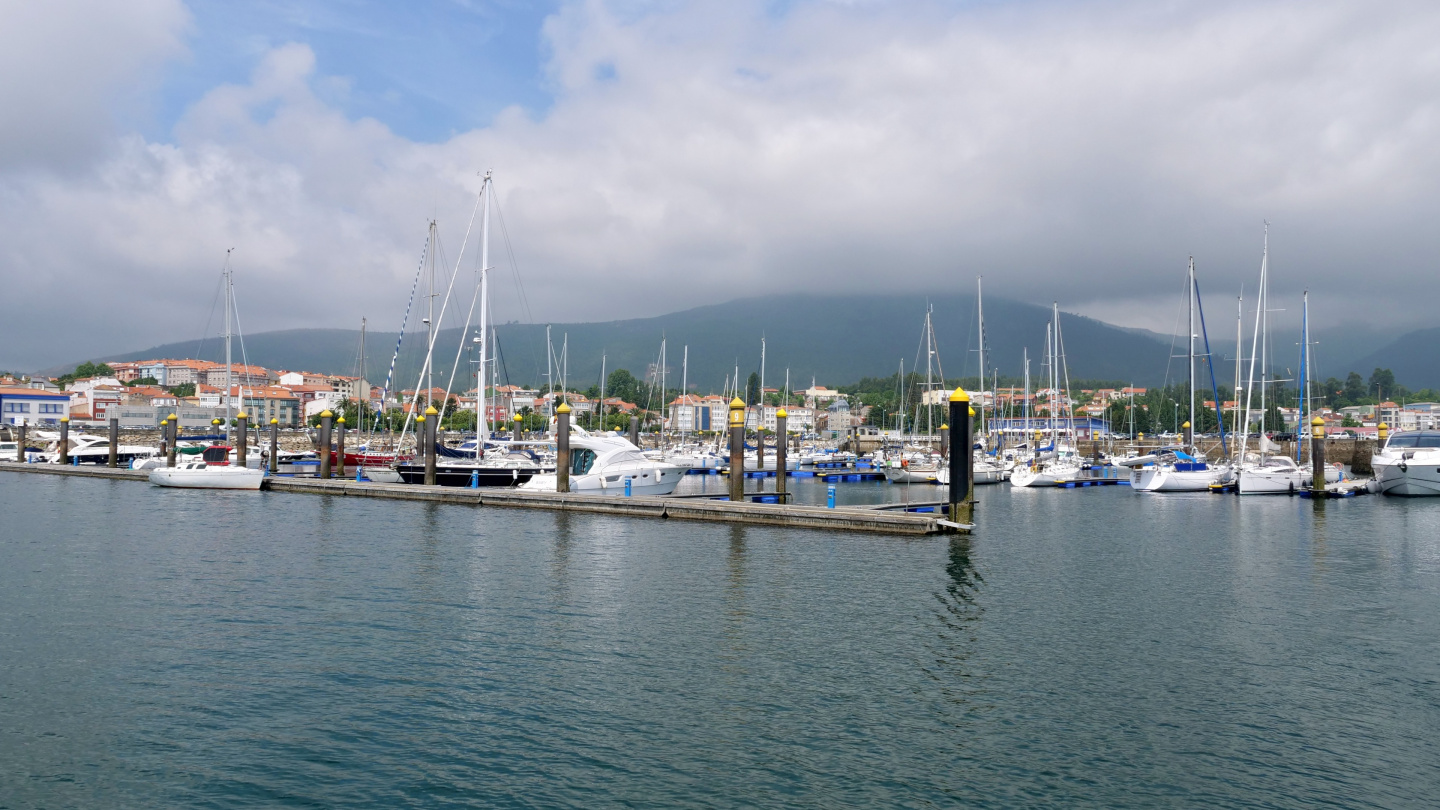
top-left (65, 293), bottom-right (1190, 391)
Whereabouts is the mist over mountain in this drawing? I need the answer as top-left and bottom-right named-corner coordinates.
top-left (43, 293), bottom-right (1419, 392)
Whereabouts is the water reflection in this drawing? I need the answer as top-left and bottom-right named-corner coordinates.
top-left (721, 525), bottom-right (750, 666)
top-left (923, 538), bottom-right (986, 723)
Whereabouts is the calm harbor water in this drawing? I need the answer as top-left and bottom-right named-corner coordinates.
top-left (3, 471), bottom-right (1438, 808)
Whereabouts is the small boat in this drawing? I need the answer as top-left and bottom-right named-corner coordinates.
top-left (1372, 430), bottom-right (1440, 496)
top-left (148, 446), bottom-right (264, 490)
top-left (1236, 455), bottom-right (1341, 495)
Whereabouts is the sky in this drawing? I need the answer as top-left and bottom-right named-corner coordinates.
top-left (1, 0), bottom-right (1438, 372)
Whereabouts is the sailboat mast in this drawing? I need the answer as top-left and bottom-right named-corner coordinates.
top-left (681, 345), bottom-right (688, 440)
top-left (599, 352), bottom-right (607, 430)
top-left (223, 249), bottom-right (233, 442)
top-left (478, 171), bottom-right (491, 447)
top-left (1188, 258), bottom-right (1196, 449)
top-left (1300, 290), bottom-right (1310, 462)
top-left (1234, 294), bottom-right (1243, 463)
top-left (977, 278), bottom-right (986, 438)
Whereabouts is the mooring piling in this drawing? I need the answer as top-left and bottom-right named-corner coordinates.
top-left (334, 416), bottom-right (346, 479)
top-left (237, 411), bottom-right (249, 468)
top-left (58, 417), bottom-right (70, 465)
top-left (1311, 416), bottom-right (1326, 492)
top-left (556, 402), bottom-right (571, 493)
top-left (776, 408), bottom-right (788, 499)
top-left (423, 406), bottom-right (438, 486)
top-left (319, 409), bottom-right (333, 479)
top-left (728, 397), bottom-right (745, 502)
top-left (108, 417), bottom-right (119, 468)
top-left (948, 388), bottom-right (973, 525)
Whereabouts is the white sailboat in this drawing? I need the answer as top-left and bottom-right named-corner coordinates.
top-left (1011, 304), bottom-right (1081, 488)
top-left (150, 253), bottom-right (263, 491)
top-left (1129, 258), bottom-right (1231, 492)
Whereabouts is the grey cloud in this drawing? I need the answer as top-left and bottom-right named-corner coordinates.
top-left (1, 0), bottom-right (1438, 372)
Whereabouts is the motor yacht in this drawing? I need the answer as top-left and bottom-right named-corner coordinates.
top-left (1373, 430), bottom-right (1440, 496)
top-left (520, 431), bottom-right (687, 496)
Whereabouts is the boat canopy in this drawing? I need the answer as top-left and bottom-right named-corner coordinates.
top-left (1385, 431), bottom-right (1440, 449)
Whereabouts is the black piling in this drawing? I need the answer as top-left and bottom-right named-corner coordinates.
top-left (1311, 416), bottom-right (1326, 492)
top-left (268, 418), bottom-right (279, 475)
top-left (947, 389), bottom-right (972, 524)
top-left (59, 417), bottom-right (70, 465)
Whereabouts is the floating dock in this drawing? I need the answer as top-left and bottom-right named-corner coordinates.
top-left (0, 461), bottom-right (963, 535)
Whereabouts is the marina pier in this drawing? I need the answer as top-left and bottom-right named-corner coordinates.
top-left (0, 461), bottom-right (963, 535)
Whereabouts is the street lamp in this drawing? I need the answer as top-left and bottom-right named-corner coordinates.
top-left (1174, 403), bottom-right (1179, 434)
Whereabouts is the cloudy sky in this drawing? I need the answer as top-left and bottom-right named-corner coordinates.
top-left (2, 0), bottom-right (1437, 371)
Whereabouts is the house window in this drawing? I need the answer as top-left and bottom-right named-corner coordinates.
top-left (39, 404), bottom-right (65, 414)
top-left (4, 402), bottom-right (30, 413)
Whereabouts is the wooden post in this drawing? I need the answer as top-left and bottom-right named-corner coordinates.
top-left (423, 405), bottom-right (438, 486)
top-left (268, 418), bottom-right (279, 475)
top-left (1182, 420), bottom-right (1192, 451)
top-left (335, 416), bottom-right (346, 479)
top-left (1310, 416), bottom-right (1326, 492)
top-left (58, 417), bottom-right (70, 465)
top-left (16, 424), bottom-right (25, 462)
top-left (513, 414), bottom-right (523, 440)
top-left (939, 423), bottom-right (949, 460)
top-left (166, 414), bottom-right (177, 467)
top-left (236, 411), bottom-right (249, 468)
top-left (776, 409), bottom-right (788, 500)
top-left (556, 402), bottom-right (571, 493)
top-left (108, 417), bottom-right (119, 468)
top-left (319, 409), bottom-right (333, 479)
top-left (948, 389), bottom-right (972, 524)
top-left (728, 397), bottom-right (745, 502)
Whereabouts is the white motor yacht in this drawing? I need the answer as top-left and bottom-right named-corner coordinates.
top-left (1373, 430), bottom-right (1440, 496)
top-left (520, 431), bottom-right (687, 496)
top-left (39, 434), bottom-right (161, 466)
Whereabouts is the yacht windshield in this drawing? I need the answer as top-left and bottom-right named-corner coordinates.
top-left (1387, 431), bottom-right (1440, 449)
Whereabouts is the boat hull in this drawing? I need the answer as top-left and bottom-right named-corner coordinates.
top-left (1010, 464), bottom-right (1079, 488)
top-left (519, 466), bottom-right (686, 496)
top-left (884, 466), bottom-right (938, 484)
top-left (1237, 465), bottom-right (1341, 495)
top-left (148, 467), bottom-right (264, 490)
top-left (1375, 460), bottom-right (1440, 496)
top-left (1130, 465), bottom-right (1226, 492)
top-left (395, 463), bottom-right (536, 487)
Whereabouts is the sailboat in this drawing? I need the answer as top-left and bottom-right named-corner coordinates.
top-left (1237, 286), bottom-right (1340, 493)
top-left (885, 309), bottom-right (945, 484)
top-left (1126, 258), bottom-right (1232, 492)
top-left (390, 172), bottom-right (541, 487)
top-left (1010, 304), bottom-right (1082, 487)
top-left (150, 252), bottom-right (264, 490)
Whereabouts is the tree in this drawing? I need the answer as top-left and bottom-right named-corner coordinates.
top-left (168, 383), bottom-right (196, 398)
top-left (605, 369), bottom-right (643, 406)
top-left (1369, 368), bottom-right (1397, 401)
top-left (127, 376), bottom-right (160, 387)
top-left (1343, 372), bottom-right (1366, 404)
top-left (746, 371), bottom-right (761, 406)
top-left (444, 409), bottom-right (477, 431)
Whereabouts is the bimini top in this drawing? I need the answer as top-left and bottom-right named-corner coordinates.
top-left (1385, 431), bottom-right (1440, 449)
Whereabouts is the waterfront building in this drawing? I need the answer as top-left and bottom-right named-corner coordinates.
top-left (202, 364), bottom-right (273, 388)
top-left (0, 387), bottom-right (72, 425)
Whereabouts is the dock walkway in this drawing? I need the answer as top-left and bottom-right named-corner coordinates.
top-left (0, 462), bottom-right (959, 535)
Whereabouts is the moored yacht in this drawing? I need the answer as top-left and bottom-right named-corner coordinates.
top-left (1372, 430), bottom-right (1440, 496)
top-left (521, 431), bottom-right (687, 496)
top-left (148, 445), bottom-right (264, 490)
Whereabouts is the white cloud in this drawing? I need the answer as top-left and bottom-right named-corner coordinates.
top-left (2, 0), bottom-right (1439, 370)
